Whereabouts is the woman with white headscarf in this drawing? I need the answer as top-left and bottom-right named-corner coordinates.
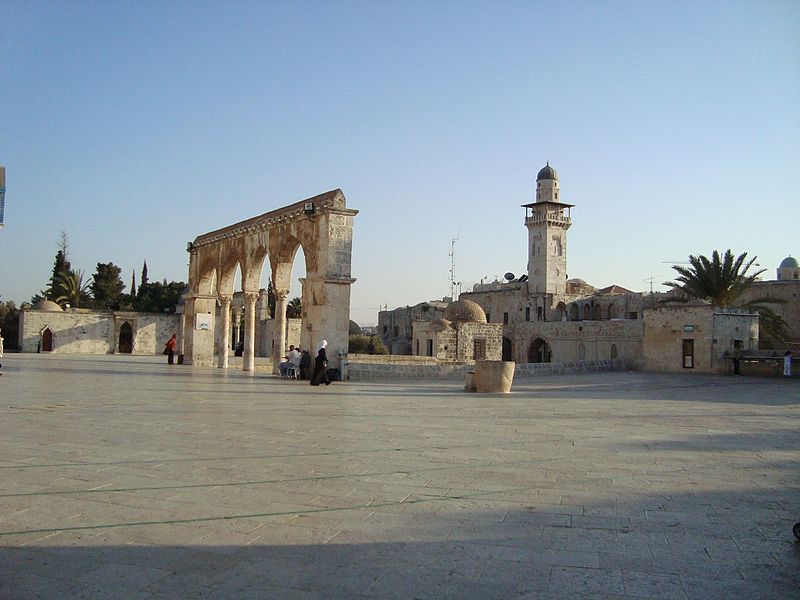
top-left (310, 340), bottom-right (331, 386)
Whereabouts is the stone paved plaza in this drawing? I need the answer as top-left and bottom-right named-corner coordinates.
top-left (1, 355), bottom-right (798, 599)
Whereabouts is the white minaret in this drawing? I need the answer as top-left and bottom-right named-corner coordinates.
top-left (523, 163), bottom-right (572, 295)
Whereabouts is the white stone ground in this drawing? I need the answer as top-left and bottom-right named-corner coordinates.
top-left (0, 355), bottom-right (798, 599)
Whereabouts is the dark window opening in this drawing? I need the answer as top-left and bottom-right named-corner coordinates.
top-left (682, 339), bottom-right (694, 368)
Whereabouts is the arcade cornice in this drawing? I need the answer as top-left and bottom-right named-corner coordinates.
top-left (190, 189), bottom-right (358, 250)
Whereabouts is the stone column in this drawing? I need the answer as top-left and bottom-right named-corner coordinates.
top-left (231, 308), bottom-right (241, 349)
top-left (182, 294), bottom-right (216, 366)
top-left (217, 295), bottom-right (231, 369)
top-left (242, 291), bottom-right (258, 373)
top-left (272, 290), bottom-right (289, 374)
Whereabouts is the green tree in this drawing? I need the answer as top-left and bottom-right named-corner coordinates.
top-left (47, 249), bottom-right (70, 300)
top-left (91, 262), bottom-right (125, 310)
top-left (287, 297), bottom-right (302, 318)
top-left (0, 300), bottom-right (20, 350)
top-left (140, 260), bottom-right (149, 290)
top-left (663, 250), bottom-right (788, 343)
top-left (266, 278), bottom-right (276, 318)
top-left (348, 334), bottom-right (389, 354)
top-left (135, 280), bottom-right (186, 313)
top-left (53, 269), bottom-right (92, 308)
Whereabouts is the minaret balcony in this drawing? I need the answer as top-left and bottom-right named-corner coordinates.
top-left (525, 214), bottom-right (572, 227)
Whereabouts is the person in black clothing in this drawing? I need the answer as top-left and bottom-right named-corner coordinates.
top-left (310, 340), bottom-right (331, 386)
top-left (299, 349), bottom-right (311, 380)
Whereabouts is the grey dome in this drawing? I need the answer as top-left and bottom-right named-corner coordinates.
top-left (779, 256), bottom-right (798, 269)
top-left (536, 162), bottom-right (558, 181)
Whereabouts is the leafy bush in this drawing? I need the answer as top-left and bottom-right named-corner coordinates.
top-left (348, 334), bottom-right (388, 355)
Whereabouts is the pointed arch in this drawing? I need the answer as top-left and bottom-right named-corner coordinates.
top-left (41, 327), bottom-right (54, 352)
top-left (119, 322), bottom-right (133, 353)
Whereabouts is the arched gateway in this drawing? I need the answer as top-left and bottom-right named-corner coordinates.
top-left (183, 189), bottom-right (358, 374)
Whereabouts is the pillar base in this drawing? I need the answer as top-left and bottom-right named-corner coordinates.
top-left (474, 360), bottom-right (515, 393)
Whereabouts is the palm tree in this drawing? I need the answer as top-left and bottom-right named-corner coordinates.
top-left (286, 297), bottom-right (302, 318)
top-left (53, 269), bottom-right (92, 308)
top-left (663, 250), bottom-right (788, 343)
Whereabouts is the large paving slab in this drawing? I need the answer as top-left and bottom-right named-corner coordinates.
top-left (0, 354), bottom-right (798, 599)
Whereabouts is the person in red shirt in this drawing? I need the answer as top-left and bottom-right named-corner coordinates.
top-left (165, 334), bottom-right (177, 365)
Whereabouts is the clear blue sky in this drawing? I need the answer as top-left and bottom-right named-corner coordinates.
top-left (1, 1), bottom-right (798, 324)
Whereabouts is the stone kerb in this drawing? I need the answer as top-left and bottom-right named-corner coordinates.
top-left (474, 360), bottom-right (515, 393)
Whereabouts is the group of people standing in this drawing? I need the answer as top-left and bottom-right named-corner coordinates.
top-left (162, 333), bottom-right (335, 384)
top-left (280, 340), bottom-right (333, 385)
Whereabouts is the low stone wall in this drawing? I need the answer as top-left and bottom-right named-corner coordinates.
top-left (514, 359), bottom-right (634, 378)
top-left (344, 354), bottom-right (634, 380)
top-left (344, 354), bottom-right (468, 380)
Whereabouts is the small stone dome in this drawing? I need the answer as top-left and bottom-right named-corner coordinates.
top-left (536, 162), bottom-right (558, 181)
top-left (34, 299), bottom-right (63, 312)
top-left (444, 299), bottom-right (487, 324)
top-left (349, 320), bottom-right (362, 335)
top-left (779, 256), bottom-right (798, 269)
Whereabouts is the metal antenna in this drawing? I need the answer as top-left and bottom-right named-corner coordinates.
top-left (643, 275), bottom-right (659, 294)
top-left (449, 236), bottom-right (458, 299)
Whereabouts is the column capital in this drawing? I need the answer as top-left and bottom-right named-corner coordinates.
top-left (275, 289), bottom-right (290, 301)
top-left (218, 294), bottom-right (232, 306)
top-left (244, 291), bottom-right (259, 305)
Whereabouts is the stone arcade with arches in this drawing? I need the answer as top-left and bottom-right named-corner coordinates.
top-left (182, 189), bottom-right (357, 374)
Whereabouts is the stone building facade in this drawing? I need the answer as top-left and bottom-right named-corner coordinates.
top-left (378, 299), bottom-right (448, 354)
top-left (19, 300), bottom-right (180, 355)
top-left (642, 303), bottom-right (759, 373)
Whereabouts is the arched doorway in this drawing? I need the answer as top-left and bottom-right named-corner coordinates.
top-left (610, 344), bottom-right (618, 360)
top-left (528, 338), bottom-right (551, 363)
top-left (41, 328), bottom-right (53, 352)
top-left (577, 343), bottom-right (586, 360)
top-left (119, 322), bottom-right (133, 353)
top-left (502, 336), bottom-right (513, 361)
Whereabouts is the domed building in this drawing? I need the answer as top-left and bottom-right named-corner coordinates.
top-left (412, 298), bottom-right (502, 362)
top-left (777, 256), bottom-right (799, 281)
